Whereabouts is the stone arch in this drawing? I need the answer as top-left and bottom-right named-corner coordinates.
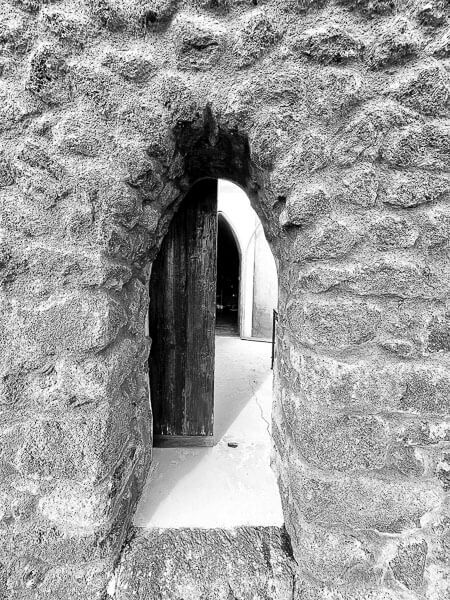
top-left (217, 209), bottom-right (242, 260)
top-left (1, 0), bottom-right (449, 598)
top-left (217, 180), bottom-right (278, 339)
top-left (217, 209), bottom-right (242, 326)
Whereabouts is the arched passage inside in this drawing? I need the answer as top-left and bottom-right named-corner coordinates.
top-left (216, 213), bottom-right (240, 336)
top-left (217, 180), bottom-right (278, 341)
top-left (136, 177), bottom-right (282, 528)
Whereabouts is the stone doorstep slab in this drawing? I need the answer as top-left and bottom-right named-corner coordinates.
top-left (113, 526), bottom-right (296, 600)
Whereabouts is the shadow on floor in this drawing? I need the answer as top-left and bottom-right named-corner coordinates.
top-left (133, 336), bottom-right (282, 529)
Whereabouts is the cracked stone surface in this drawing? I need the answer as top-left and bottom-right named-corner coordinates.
top-left (114, 526), bottom-right (296, 600)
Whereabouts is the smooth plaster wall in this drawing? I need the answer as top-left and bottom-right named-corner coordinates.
top-left (0, 0), bottom-right (449, 598)
top-left (218, 178), bottom-right (278, 339)
top-left (252, 220), bottom-right (278, 338)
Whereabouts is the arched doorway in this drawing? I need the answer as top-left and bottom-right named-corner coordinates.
top-left (216, 213), bottom-right (240, 336)
top-left (217, 180), bottom-right (278, 341)
top-left (138, 177), bottom-right (282, 529)
top-left (148, 178), bottom-right (278, 449)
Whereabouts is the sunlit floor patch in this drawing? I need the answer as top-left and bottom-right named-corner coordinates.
top-left (133, 336), bottom-right (283, 529)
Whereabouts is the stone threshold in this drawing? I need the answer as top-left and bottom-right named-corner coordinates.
top-left (113, 526), bottom-right (296, 600)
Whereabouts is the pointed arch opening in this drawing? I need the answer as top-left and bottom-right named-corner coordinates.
top-left (136, 176), bottom-right (282, 528)
top-left (216, 213), bottom-right (240, 336)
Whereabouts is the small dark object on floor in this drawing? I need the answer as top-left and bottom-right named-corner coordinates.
top-left (228, 442), bottom-right (238, 448)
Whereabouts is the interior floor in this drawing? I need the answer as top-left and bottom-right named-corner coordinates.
top-left (133, 336), bottom-right (283, 528)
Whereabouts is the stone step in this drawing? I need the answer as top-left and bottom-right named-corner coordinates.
top-left (114, 526), bottom-right (296, 600)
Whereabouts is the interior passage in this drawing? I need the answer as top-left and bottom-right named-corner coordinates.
top-left (215, 214), bottom-right (240, 336)
top-left (134, 336), bottom-right (283, 528)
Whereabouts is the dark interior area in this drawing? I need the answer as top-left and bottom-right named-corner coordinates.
top-left (216, 213), bottom-right (240, 336)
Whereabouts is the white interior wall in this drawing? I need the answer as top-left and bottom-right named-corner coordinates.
top-left (217, 180), bottom-right (278, 340)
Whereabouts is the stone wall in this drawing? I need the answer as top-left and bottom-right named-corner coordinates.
top-left (0, 0), bottom-right (449, 598)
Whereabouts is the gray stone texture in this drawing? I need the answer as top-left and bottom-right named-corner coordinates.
top-left (0, 0), bottom-right (449, 598)
top-left (115, 527), bottom-right (295, 599)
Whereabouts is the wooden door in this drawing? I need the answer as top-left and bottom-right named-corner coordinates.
top-left (149, 179), bottom-right (218, 447)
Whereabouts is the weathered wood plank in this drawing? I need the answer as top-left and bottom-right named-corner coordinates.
top-left (152, 435), bottom-right (215, 448)
top-left (149, 179), bottom-right (218, 444)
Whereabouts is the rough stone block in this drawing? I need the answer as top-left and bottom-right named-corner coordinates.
top-left (390, 540), bottom-right (428, 590)
top-left (390, 61), bottom-right (449, 116)
top-left (7, 554), bottom-right (51, 596)
top-left (308, 67), bottom-right (365, 122)
top-left (115, 527), bottom-right (295, 599)
top-left (381, 122), bottom-right (450, 171)
top-left (13, 404), bottom-right (131, 482)
top-left (173, 13), bottom-right (226, 71)
top-left (122, 149), bottom-right (166, 199)
top-left (124, 278), bottom-right (149, 335)
top-left (287, 522), bottom-right (383, 587)
top-left (286, 352), bottom-right (450, 415)
top-left (281, 184), bottom-right (331, 227)
top-left (16, 138), bottom-right (64, 179)
top-left (54, 336), bottom-right (149, 410)
top-left (346, 260), bottom-right (449, 300)
top-left (38, 559), bottom-right (113, 600)
top-left (417, 0), bottom-right (447, 27)
top-left (287, 459), bottom-right (443, 532)
top-left (287, 298), bottom-right (381, 349)
top-left (333, 100), bottom-right (418, 166)
top-left (367, 18), bottom-right (421, 69)
top-left (399, 365), bottom-right (450, 414)
top-left (39, 6), bottom-right (93, 47)
top-left (291, 24), bottom-right (363, 64)
top-left (398, 418), bottom-right (450, 446)
top-left (380, 170), bottom-right (450, 208)
top-left (272, 130), bottom-right (330, 195)
top-left (369, 216), bottom-right (419, 250)
top-left (97, 178), bottom-right (144, 229)
top-left (249, 108), bottom-right (292, 168)
top-left (193, 0), bottom-right (231, 13)
top-left (0, 84), bottom-right (33, 134)
top-left (427, 313), bottom-right (450, 352)
top-left (285, 0), bottom-right (327, 13)
top-left (52, 107), bottom-right (108, 157)
top-left (0, 153), bottom-right (15, 187)
top-left (98, 220), bottom-right (151, 261)
top-left (102, 48), bottom-right (157, 81)
top-left (232, 10), bottom-right (281, 68)
top-left (336, 163), bottom-right (380, 207)
top-left (38, 482), bottom-right (110, 530)
top-left (14, 290), bottom-right (127, 355)
top-left (0, 9), bottom-right (33, 55)
top-left (377, 301), bottom-right (430, 358)
top-left (435, 451), bottom-right (450, 491)
top-left (293, 576), bottom-right (412, 600)
top-left (0, 489), bottom-right (132, 568)
top-left (87, 0), bottom-right (126, 31)
top-left (293, 220), bottom-right (358, 261)
top-left (336, 0), bottom-right (396, 16)
top-left (13, 169), bottom-right (69, 218)
top-left (427, 29), bottom-right (450, 58)
top-left (137, 0), bottom-right (178, 29)
top-left (0, 480), bottom-right (38, 527)
top-left (386, 445), bottom-right (425, 478)
top-left (25, 45), bottom-right (70, 104)
top-left (4, 246), bottom-right (133, 300)
top-left (114, 99), bottom-right (173, 163)
top-left (282, 406), bottom-right (389, 473)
